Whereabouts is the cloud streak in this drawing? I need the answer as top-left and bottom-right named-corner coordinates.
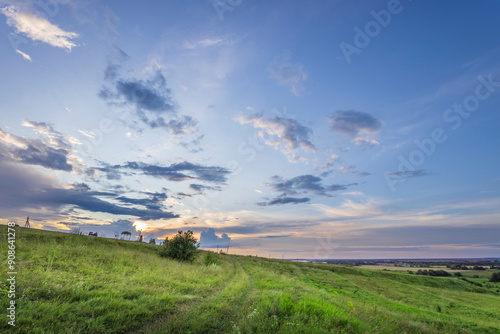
top-left (94, 161), bottom-right (231, 184)
top-left (258, 174), bottom-right (357, 206)
top-left (15, 49), bottom-right (32, 61)
top-left (1, 5), bottom-right (78, 50)
top-left (386, 169), bottom-right (430, 180)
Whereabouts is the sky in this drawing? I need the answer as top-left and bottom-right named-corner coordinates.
top-left (1, 0), bottom-right (499, 259)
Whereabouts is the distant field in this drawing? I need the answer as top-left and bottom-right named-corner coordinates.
top-left (359, 265), bottom-right (497, 276)
top-left (1, 225), bottom-right (500, 333)
top-left (358, 264), bottom-right (500, 294)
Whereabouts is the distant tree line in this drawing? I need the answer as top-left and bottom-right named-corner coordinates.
top-left (414, 269), bottom-right (451, 277)
top-left (447, 265), bottom-right (488, 270)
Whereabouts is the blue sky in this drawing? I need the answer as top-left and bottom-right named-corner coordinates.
top-left (1, 0), bottom-right (499, 259)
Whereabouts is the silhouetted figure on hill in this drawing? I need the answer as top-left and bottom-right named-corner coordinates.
top-left (25, 216), bottom-right (31, 228)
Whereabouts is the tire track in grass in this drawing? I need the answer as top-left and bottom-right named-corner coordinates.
top-left (135, 256), bottom-right (252, 334)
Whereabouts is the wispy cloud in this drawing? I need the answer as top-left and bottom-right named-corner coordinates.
top-left (385, 169), bottom-right (429, 180)
top-left (183, 36), bottom-right (238, 50)
top-left (1, 5), bottom-right (78, 50)
top-left (189, 183), bottom-right (222, 194)
top-left (15, 49), bottom-right (32, 61)
top-left (269, 51), bottom-right (308, 96)
top-left (257, 196), bottom-right (310, 206)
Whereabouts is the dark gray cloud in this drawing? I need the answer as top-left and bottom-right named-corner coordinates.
top-left (36, 184), bottom-right (177, 221)
top-left (327, 110), bottom-right (381, 138)
top-left (0, 121), bottom-right (79, 172)
top-left (270, 174), bottom-right (355, 197)
top-left (99, 64), bottom-right (198, 137)
top-left (122, 161), bottom-right (230, 183)
top-left (93, 160), bottom-right (230, 184)
top-left (189, 183), bottom-right (222, 194)
top-left (16, 143), bottom-right (72, 171)
top-left (116, 191), bottom-right (168, 211)
top-left (0, 160), bottom-right (178, 221)
top-left (114, 77), bottom-right (174, 113)
top-left (199, 228), bottom-right (231, 248)
top-left (386, 169), bottom-right (429, 180)
top-left (257, 196), bottom-right (310, 206)
top-left (258, 174), bottom-right (357, 206)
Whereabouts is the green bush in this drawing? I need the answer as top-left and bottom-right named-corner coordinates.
top-left (159, 230), bottom-right (199, 262)
top-left (204, 251), bottom-right (220, 266)
top-left (490, 272), bottom-right (500, 282)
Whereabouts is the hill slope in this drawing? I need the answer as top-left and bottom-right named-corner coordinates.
top-left (1, 226), bottom-right (499, 333)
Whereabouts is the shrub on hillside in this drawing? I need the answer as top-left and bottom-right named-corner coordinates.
top-left (490, 272), bottom-right (500, 282)
top-left (159, 230), bottom-right (199, 262)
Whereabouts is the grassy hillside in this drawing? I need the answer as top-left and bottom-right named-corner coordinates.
top-left (1, 225), bottom-right (499, 333)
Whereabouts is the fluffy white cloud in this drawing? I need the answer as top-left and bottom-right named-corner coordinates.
top-left (235, 113), bottom-right (315, 162)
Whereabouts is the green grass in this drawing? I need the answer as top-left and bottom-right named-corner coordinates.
top-left (1, 226), bottom-right (500, 333)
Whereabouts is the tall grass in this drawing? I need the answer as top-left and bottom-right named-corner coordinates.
top-left (1, 226), bottom-right (499, 333)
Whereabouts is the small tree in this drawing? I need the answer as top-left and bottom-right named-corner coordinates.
top-left (159, 230), bottom-right (199, 262)
top-left (490, 272), bottom-right (500, 282)
top-left (149, 238), bottom-right (156, 245)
